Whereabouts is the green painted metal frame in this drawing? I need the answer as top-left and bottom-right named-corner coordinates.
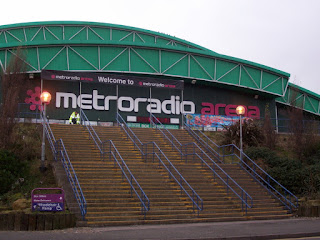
top-left (276, 83), bottom-right (320, 116)
top-left (0, 21), bottom-right (290, 98)
top-left (3, 22), bottom-right (318, 116)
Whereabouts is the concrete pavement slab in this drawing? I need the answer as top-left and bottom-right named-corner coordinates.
top-left (0, 217), bottom-right (320, 240)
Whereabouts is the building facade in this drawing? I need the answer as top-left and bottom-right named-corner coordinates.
top-left (0, 21), bottom-right (319, 128)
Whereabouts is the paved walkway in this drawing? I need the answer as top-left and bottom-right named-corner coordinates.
top-left (1, 218), bottom-right (320, 240)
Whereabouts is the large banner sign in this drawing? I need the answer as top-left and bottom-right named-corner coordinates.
top-left (41, 70), bottom-right (184, 90)
top-left (186, 114), bottom-right (250, 128)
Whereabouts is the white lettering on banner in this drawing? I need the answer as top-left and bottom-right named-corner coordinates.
top-left (78, 94), bottom-right (93, 110)
top-left (146, 99), bottom-right (161, 113)
top-left (104, 96), bottom-right (117, 110)
top-left (97, 76), bottom-right (134, 85)
top-left (162, 96), bottom-right (174, 114)
top-left (134, 98), bottom-right (148, 112)
top-left (118, 97), bottom-right (134, 112)
top-left (176, 96), bottom-right (180, 115)
top-left (181, 101), bottom-right (195, 114)
top-left (55, 90), bottom-right (195, 115)
top-left (55, 75), bottom-right (80, 81)
top-left (56, 92), bottom-right (77, 108)
top-left (93, 90), bottom-right (104, 110)
top-left (142, 82), bottom-right (164, 88)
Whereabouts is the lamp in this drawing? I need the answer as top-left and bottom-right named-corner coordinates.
top-left (40, 91), bottom-right (51, 104)
top-left (191, 79), bottom-right (197, 84)
top-left (236, 105), bottom-right (245, 160)
top-left (40, 91), bottom-right (51, 172)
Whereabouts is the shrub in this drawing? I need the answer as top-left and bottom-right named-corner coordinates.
top-left (220, 119), bottom-right (264, 148)
top-left (10, 123), bottom-right (41, 161)
top-left (245, 147), bottom-right (277, 165)
top-left (245, 147), bottom-right (306, 195)
top-left (303, 163), bottom-right (320, 196)
top-left (267, 157), bottom-right (304, 194)
top-left (0, 150), bottom-right (28, 195)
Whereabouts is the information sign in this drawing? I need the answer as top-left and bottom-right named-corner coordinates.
top-left (31, 188), bottom-right (65, 212)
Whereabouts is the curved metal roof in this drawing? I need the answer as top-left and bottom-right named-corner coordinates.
top-left (4, 21), bottom-right (318, 116)
top-left (0, 21), bottom-right (291, 98)
top-left (0, 21), bottom-right (290, 76)
top-left (0, 21), bottom-right (214, 52)
top-left (276, 83), bottom-right (320, 116)
top-left (2, 21), bottom-right (318, 116)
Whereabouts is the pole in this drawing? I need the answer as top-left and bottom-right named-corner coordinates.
top-left (149, 87), bottom-right (152, 128)
top-left (79, 81), bottom-right (82, 124)
top-left (116, 85), bottom-right (119, 124)
top-left (40, 103), bottom-right (46, 172)
top-left (239, 114), bottom-right (243, 161)
top-left (181, 90), bottom-right (184, 129)
top-left (275, 105), bottom-right (279, 133)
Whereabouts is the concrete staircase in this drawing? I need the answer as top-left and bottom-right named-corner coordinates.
top-left (50, 124), bottom-right (200, 226)
top-left (50, 124), bottom-right (145, 226)
top-left (167, 128), bottom-right (292, 220)
top-left (92, 126), bottom-right (198, 225)
top-left (49, 124), bottom-right (291, 227)
top-left (131, 128), bottom-right (247, 221)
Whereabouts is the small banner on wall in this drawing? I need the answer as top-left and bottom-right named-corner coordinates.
top-left (186, 114), bottom-right (251, 128)
top-left (41, 70), bottom-right (184, 90)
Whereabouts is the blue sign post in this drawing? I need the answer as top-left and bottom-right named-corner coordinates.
top-left (31, 188), bottom-right (65, 212)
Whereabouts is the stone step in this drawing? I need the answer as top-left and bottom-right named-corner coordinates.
top-left (86, 211), bottom-right (246, 222)
top-left (50, 124), bottom-right (291, 227)
top-left (85, 216), bottom-right (245, 226)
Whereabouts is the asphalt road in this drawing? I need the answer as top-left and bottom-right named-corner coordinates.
top-left (1, 217), bottom-right (320, 240)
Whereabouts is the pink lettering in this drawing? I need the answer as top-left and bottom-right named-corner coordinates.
top-left (248, 106), bottom-right (260, 118)
top-left (200, 103), bottom-right (260, 118)
top-left (225, 104), bottom-right (237, 117)
top-left (215, 104), bottom-right (226, 115)
top-left (201, 102), bottom-right (214, 114)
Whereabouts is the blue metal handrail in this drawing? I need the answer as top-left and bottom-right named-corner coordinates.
top-left (41, 113), bottom-right (87, 219)
top-left (54, 139), bottom-right (87, 219)
top-left (181, 141), bottom-right (252, 212)
top-left (43, 121), bottom-right (56, 159)
top-left (184, 121), bottom-right (299, 211)
top-left (184, 123), bottom-right (222, 163)
top-left (116, 113), bottom-right (203, 214)
top-left (150, 113), bottom-right (253, 213)
top-left (143, 141), bottom-right (203, 214)
top-left (184, 122), bottom-right (240, 164)
top-left (184, 123), bottom-right (239, 164)
top-left (80, 110), bottom-right (103, 153)
top-left (102, 139), bottom-right (150, 215)
top-left (80, 110), bottom-right (150, 217)
top-left (116, 115), bottom-right (144, 155)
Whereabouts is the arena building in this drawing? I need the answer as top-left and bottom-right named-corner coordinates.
top-left (1, 21), bottom-right (319, 129)
top-left (2, 21), bottom-right (317, 225)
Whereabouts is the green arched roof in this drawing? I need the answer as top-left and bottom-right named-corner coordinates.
top-left (0, 21), bottom-right (290, 98)
top-left (0, 21), bottom-right (213, 53)
top-left (276, 83), bottom-right (320, 116)
top-left (2, 21), bottom-right (318, 116)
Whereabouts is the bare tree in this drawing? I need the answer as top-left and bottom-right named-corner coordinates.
top-left (288, 106), bottom-right (305, 159)
top-left (263, 104), bottom-right (276, 150)
top-left (286, 88), bottom-right (319, 162)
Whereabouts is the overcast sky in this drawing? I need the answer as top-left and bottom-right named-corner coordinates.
top-left (1, 0), bottom-right (319, 94)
